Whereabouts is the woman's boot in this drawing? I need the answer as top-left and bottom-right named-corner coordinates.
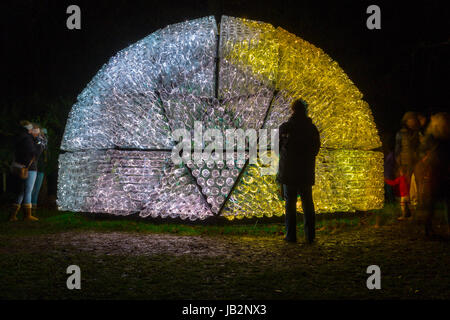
top-left (23, 203), bottom-right (38, 221)
top-left (8, 204), bottom-right (21, 221)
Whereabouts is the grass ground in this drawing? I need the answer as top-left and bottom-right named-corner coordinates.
top-left (0, 203), bottom-right (449, 300)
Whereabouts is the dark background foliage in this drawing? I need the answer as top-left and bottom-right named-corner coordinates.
top-left (1, 0), bottom-right (449, 193)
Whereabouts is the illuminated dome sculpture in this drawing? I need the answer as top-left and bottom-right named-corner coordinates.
top-left (58, 16), bottom-right (384, 220)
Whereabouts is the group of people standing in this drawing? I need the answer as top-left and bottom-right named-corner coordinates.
top-left (7, 107), bottom-right (447, 242)
top-left (385, 111), bottom-right (450, 237)
top-left (8, 120), bottom-right (48, 221)
top-left (279, 101), bottom-right (449, 243)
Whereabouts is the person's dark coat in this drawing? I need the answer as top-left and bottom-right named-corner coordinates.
top-left (395, 127), bottom-right (419, 174)
top-left (276, 112), bottom-right (321, 186)
top-left (415, 135), bottom-right (450, 203)
top-left (35, 135), bottom-right (48, 172)
top-left (14, 128), bottom-right (43, 171)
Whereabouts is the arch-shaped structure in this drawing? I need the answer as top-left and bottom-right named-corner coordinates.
top-left (58, 16), bottom-right (384, 220)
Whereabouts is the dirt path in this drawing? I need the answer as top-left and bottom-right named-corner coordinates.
top-left (1, 222), bottom-right (450, 299)
top-left (2, 222), bottom-right (448, 264)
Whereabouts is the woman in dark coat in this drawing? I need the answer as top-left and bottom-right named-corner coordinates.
top-left (9, 121), bottom-right (43, 221)
top-left (277, 99), bottom-right (321, 243)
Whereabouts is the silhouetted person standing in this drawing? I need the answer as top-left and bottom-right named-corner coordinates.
top-left (277, 99), bottom-right (320, 243)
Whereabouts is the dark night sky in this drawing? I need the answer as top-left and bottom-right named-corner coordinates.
top-left (2, 0), bottom-right (449, 138)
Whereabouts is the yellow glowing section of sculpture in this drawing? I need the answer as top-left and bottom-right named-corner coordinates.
top-left (220, 17), bottom-right (383, 219)
top-left (221, 17), bottom-right (381, 150)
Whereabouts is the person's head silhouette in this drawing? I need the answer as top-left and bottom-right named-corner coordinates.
top-left (290, 99), bottom-right (308, 119)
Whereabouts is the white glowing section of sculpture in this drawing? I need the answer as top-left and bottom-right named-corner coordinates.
top-left (58, 16), bottom-right (383, 220)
